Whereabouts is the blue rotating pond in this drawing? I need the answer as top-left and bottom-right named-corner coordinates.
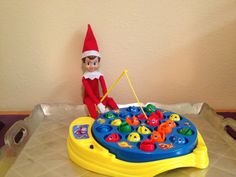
top-left (92, 104), bottom-right (198, 162)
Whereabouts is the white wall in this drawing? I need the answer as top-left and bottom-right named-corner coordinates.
top-left (0, 0), bottom-right (236, 111)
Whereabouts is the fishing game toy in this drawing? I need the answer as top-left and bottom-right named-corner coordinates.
top-left (67, 70), bottom-right (209, 177)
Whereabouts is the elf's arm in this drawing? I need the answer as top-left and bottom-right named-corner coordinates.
top-left (99, 75), bottom-right (119, 112)
top-left (100, 75), bottom-right (108, 96)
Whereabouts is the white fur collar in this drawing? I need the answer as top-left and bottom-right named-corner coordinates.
top-left (83, 71), bottom-right (103, 80)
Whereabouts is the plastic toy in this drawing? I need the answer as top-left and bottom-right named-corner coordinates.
top-left (127, 132), bottom-right (140, 142)
top-left (137, 125), bottom-right (151, 134)
top-left (68, 27), bottom-right (209, 175)
top-left (170, 113), bottom-right (181, 121)
top-left (146, 114), bottom-right (160, 126)
top-left (110, 119), bottom-right (122, 126)
top-left (118, 122), bottom-right (132, 133)
top-left (105, 133), bottom-right (120, 142)
top-left (126, 116), bottom-right (140, 126)
top-left (150, 130), bottom-right (165, 143)
top-left (81, 24), bottom-right (119, 118)
top-left (91, 106), bottom-right (197, 162)
top-left (158, 119), bottom-right (176, 134)
top-left (140, 139), bottom-right (155, 152)
top-left (67, 105), bottom-right (209, 177)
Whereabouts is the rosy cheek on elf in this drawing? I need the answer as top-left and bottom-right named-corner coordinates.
top-left (84, 57), bottom-right (100, 72)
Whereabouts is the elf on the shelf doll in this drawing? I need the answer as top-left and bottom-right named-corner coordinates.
top-left (81, 24), bottom-right (119, 119)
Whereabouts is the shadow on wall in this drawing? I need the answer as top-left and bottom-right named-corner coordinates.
top-left (154, 21), bottom-right (236, 108)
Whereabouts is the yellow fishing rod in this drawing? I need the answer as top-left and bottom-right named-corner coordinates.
top-left (100, 69), bottom-right (148, 119)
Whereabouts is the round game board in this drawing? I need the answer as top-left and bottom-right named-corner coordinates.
top-left (92, 104), bottom-right (198, 162)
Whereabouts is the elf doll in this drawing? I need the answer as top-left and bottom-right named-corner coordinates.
top-left (81, 24), bottom-right (119, 119)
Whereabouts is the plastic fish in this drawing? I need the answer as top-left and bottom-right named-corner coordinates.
top-left (111, 119), bottom-right (122, 126)
top-left (118, 141), bottom-right (132, 148)
top-left (165, 120), bottom-right (176, 128)
top-left (137, 113), bottom-right (147, 120)
top-left (150, 130), bottom-right (165, 143)
top-left (97, 118), bottom-right (106, 124)
top-left (126, 116), bottom-right (140, 126)
top-left (184, 122), bottom-right (191, 127)
top-left (127, 106), bottom-right (140, 113)
top-left (137, 125), bottom-right (151, 134)
top-left (155, 110), bottom-right (164, 120)
top-left (145, 104), bottom-right (157, 113)
top-left (169, 114), bottom-right (180, 121)
top-left (159, 143), bottom-right (173, 150)
top-left (105, 134), bottom-right (120, 142)
top-left (170, 136), bottom-right (186, 144)
top-left (146, 114), bottom-right (160, 126)
top-left (105, 112), bottom-right (117, 119)
top-left (177, 127), bottom-right (193, 136)
top-left (158, 120), bottom-right (176, 134)
top-left (140, 139), bottom-right (155, 152)
top-left (127, 132), bottom-right (140, 142)
top-left (118, 122), bottom-right (132, 133)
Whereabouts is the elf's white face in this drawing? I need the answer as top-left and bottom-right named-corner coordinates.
top-left (84, 57), bottom-right (100, 72)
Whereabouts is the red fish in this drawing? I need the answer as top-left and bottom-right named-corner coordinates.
top-left (155, 110), bottom-right (164, 120)
top-left (147, 114), bottom-right (160, 126)
top-left (105, 134), bottom-right (120, 142)
top-left (140, 139), bottom-right (155, 152)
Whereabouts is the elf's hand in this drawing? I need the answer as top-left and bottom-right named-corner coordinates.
top-left (97, 103), bottom-right (106, 113)
top-left (114, 109), bottom-right (120, 113)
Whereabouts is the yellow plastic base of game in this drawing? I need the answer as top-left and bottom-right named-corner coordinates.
top-left (67, 117), bottom-right (209, 177)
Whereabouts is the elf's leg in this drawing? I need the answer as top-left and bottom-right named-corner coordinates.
top-left (84, 97), bottom-right (98, 119)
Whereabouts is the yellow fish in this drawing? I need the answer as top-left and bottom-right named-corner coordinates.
top-left (97, 118), bottom-right (106, 124)
top-left (127, 132), bottom-right (140, 142)
top-left (111, 119), bottom-right (122, 126)
top-left (169, 114), bottom-right (180, 121)
top-left (118, 141), bottom-right (132, 148)
top-left (137, 125), bottom-right (151, 134)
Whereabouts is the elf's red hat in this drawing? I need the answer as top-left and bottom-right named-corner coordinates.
top-left (82, 24), bottom-right (100, 58)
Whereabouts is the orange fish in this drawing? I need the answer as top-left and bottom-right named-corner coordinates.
top-left (159, 143), bottom-right (173, 150)
top-left (150, 130), bottom-right (165, 143)
top-left (158, 120), bottom-right (176, 134)
top-left (126, 116), bottom-right (140, 126)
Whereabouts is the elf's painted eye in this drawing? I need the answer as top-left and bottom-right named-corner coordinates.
top-left (87, 62), bottom-right (90, 66)
top-left (94, 62), bottom-right (97, 66)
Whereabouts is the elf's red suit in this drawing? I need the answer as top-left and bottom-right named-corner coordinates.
top-left (82, 71), bottom-right (118, 118)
